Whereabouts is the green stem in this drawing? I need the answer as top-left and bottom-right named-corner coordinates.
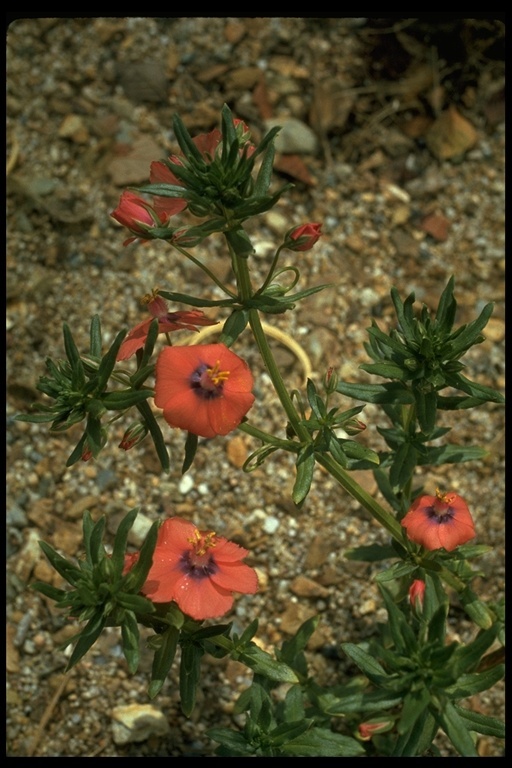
top-left (238, 420), bottom-right (300, 452)
top-left (172, 243), bottom-right (238, 299)
top-left (316, 452), bottom-right (404, 542)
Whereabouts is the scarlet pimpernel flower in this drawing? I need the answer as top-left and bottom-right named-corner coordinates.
top-left (116, 290), bottom-right (217, 361)
top-left (125, 517), bottom-right (258, 620)
top-left (408, 579), bottom-right (426, 614)
top-left (154, 343), bottom-right (255, 438)
top-left (285, 222), bottom-right (322, 252)
top-left (110, 191), bottom-right (167, 246)
top-left (401, 489), bottom-right (476, 552)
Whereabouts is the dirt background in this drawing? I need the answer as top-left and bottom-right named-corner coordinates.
top-left (6, 17), bottom-right (505, 757)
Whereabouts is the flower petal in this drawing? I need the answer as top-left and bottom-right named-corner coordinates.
top-left (210, 561), bottom-right (259, 594)
top-left (117, 319), bottom-right (152, 361)
top-left (171, 572), bottom-right (234, 620)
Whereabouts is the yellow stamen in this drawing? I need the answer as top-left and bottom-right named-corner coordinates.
top-left (141, 287), bottom-right (160, 305)
top-left (435, 488), bottom-right (455, 504)
top-left (187, 528), bottom-right (217, 556)
top-left (207, 360), bottom-right (230, 386)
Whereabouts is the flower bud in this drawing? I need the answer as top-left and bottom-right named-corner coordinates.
top-left (323, 366), bottom-right (339, 394)
top-left (344, 418), bottom-right (366, 436)
top-left (357, 718), bottom-right (394, 741)
top-left (285, 222), bottom-right (322, 252)
top-left (119, 422), bottom-right (149, 451)
top-left (409, 579), bottom-right (426, 615)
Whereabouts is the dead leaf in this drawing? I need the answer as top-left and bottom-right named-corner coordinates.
top-left (425, 105), bottom-right (478, 160)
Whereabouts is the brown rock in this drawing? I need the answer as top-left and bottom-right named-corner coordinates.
top-left (290, 575), bottom-right (330, 598)
top-left (226, 435), bottom-right (249, 468)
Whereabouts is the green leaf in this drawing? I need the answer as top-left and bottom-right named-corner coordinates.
top-left (452, 705), bottom-right (505, 739)
top-left (447, 302), bottom-right (495, 357)
top-left (65, 432), bottom-right (88, 467)
top-left (435, 699), bottom-right (478, 756)
top-left (414, 388), bottom-right (437, 435)
top-left (116, 592), bottom-right (155, 615)
top-left (30, 581), bottom-right (68, 601)
top-left (281, 683), bottom-right (305, 723)
top-left (374, 562), bottom-right (417, 582)
top-left (253, 139), bottom-right (276, 197)
top-left (445, 372), bottom-right (504, 404)
top-left (340, 440), bottom-right (380, 465)
top-left (158, 290), bottom-right (235, 309)
top-left (316, 686), bottom-right (402, 716)
top-left (397, 687), bottom-right (431, 735)
top-left (101, 388), bottom-right (154, 410)
top-left (419, 444), bottom-right (487, 465)
top-left (136, 399), bottom-right (170, 473)
top-left (85, 512), bottom-right (106, 567)
top-left (292, 445), bottom-right (315, 505)
top-left (121, 610), bottom-right (140, 674)
top-left (180, 643), bottom-right (204, 717)
top-left (239, 645), bottom-right (299, 683)
top-left (66, 610), bottom-right (107, 670)
top-left (459, 587), bottom-right (495, 630)
top-left (279, 616), bottom-right (319, 666)
top-left (359, 362), bottom-right (410, 381)
top-left (95, 329), bottom-right (127, 392)
top-left (182, 431), bottom-right (198, 474)
top-left (445, 665), bottom-right (505, 699)
top-left (225, 227), bottom-right (255, 258)
top-left (148, 625), bottom-right (180, 699)
top-left (89, 315), bottom-right (102, 358)
top-left (38, 541), bottom-right (82, 586)
top-left (341, 643), bottom-right (389, 685)
top-left (123, 520), bottom-right (159, 594)
top-left (219, 308), bottom-right (249, 347)
top-left (208, 728), bottom-right (254, 756)
top-left (390, 441), bottom-right (417, 490)
top-left (336, 380), bottom-right (415, 404)
top-left (282, 727), bottom-right (365, 757)
top-left (111, 507), bottom-right (139, 574)
top-left (391, 709), bottom-right (438, 757)
top-left (434, 276), bottom-right (457, 334)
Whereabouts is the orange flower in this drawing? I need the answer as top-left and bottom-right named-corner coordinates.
top-left (401, 489), bottom-right (476, 552)
top-left (408, 579), bottom-right (426, 613)
top-left (148, 160), bottom-right (188, 221)
top-left (125, 517), bottom-right (258, 620)
top-left (116, 291), bottom-right (217, 361)
top-left (154, 343), bottom-right (255, 438)
top-left (286, 222), bottom-right (322, 252)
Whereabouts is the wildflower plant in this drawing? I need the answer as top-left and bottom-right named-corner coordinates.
top-left (16, 104), bottom-right (504, 756)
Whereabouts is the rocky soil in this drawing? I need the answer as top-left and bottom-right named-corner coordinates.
top-left (6, 17), bottom-right (505, 757)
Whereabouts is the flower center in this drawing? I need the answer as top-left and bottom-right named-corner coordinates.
top-left (431, 488), bottom-right (456, 520)
top-left (180, 528), bottom-right (218, 579)
top-left (190, 361), bottom-right (230, 399)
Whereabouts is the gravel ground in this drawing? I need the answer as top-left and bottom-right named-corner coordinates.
top-left (6, 17), bottom-right (505, 757)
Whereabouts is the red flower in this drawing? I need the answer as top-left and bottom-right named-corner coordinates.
top-left (111, 190), bottom-right (168, 246)
top-left (117, 291), bottom-right (217, 361)
top-left (149, 161), bottom-right (188, 221)
top-left (154, 343), bottom-right (255, 438)
top-left (126, 517), bottom-right (259, 620)
top-left (408, 579), bottom-right (426, 613)
top-left (286, 223), bottom-right (322, 252)
top-left (401, 489), bottom-right (476, 552)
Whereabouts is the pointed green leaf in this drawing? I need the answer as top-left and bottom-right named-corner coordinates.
top-left (121, 610), bottom-right (140, 674)
top-left (148, 625), bottom-right (180, 699)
